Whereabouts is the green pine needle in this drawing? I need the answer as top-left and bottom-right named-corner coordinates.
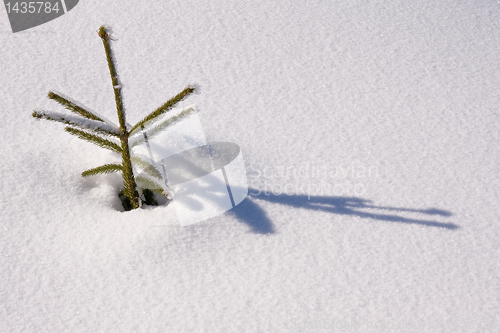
top-left (81, 163), bottom-right (123, 177)
top-left (65, 127), bottom-right (122, 154)
top-left (47, 92), bottom-right (106, 123)
top-left (129, 85), bottom-right (196, 135)
top-left (131, 156), bottom-right (163, 180)
top-left (130, 107), bottom-right (195, 148)
top-left (136, 175), bottom-right (168, 197)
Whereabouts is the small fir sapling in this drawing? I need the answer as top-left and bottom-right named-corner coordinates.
top-left (32, 26), bottom-right (197, 210)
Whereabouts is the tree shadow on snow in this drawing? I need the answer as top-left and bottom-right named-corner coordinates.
top-left (227, 187), bottom-right (456, 234)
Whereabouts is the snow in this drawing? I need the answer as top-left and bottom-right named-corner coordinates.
top-left (1, 0), bottom-right (500, 332)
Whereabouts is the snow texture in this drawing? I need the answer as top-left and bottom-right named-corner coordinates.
top-left (1, 0), bottom-right (500, 332)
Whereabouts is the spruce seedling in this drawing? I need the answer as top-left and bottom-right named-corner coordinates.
top-left (32, 26), bottom-right (197, 210)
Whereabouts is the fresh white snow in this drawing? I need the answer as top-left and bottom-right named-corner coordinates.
top-left (1, 0), bottom-right (499, 332)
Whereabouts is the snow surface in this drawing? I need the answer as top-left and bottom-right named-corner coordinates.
top-left (1, 0), bottom-right (500, 332)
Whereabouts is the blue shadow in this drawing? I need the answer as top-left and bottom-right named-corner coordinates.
top-left (227, 187), bottom-right (457, 234)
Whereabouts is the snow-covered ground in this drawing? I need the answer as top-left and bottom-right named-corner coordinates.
top-left (1, 0), bottom-right (499, 332)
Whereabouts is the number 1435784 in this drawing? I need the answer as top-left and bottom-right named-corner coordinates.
top-left (5, 2), bottom-right (60, 14)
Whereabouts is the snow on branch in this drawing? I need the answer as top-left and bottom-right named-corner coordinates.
top-left (32, 110), bottom-right (121, 136)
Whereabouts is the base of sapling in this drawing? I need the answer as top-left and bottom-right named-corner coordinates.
top-left (118, 188), bottom-right (160, 211)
